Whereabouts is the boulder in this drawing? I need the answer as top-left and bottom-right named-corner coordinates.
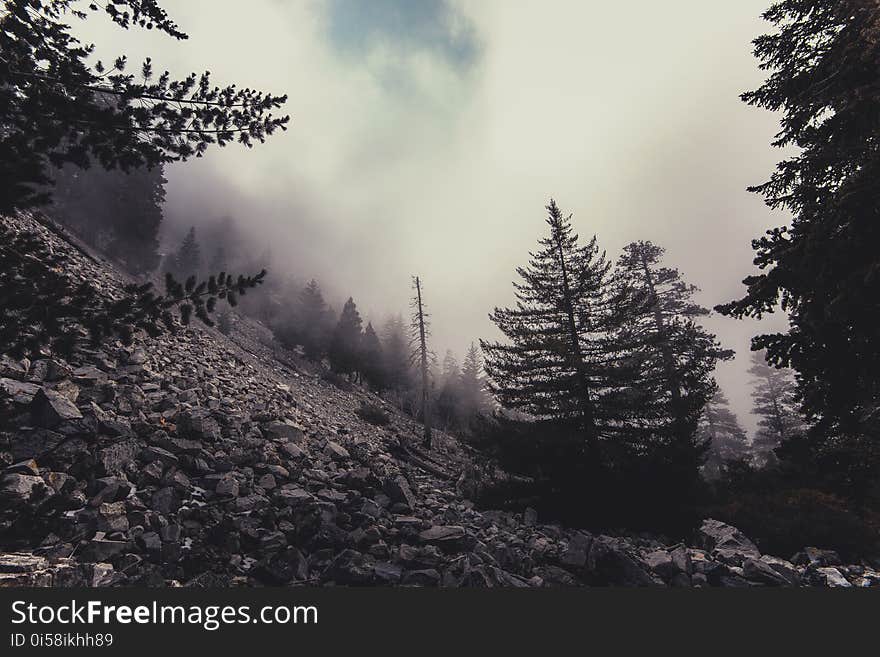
top-left (742, 557), bottom-right (794, 586)
top-left (384, 475), bottom-right (416, 512)
top-left (697, 519), bottom-right (760, 558)
top-left (264, 421), bottom-right (305, 443)
top-left (324, 441), bottom-right (350, 461)
top-left (29, 387), bottom-right (82, 427)
top-left (587, 536), bottom-right (658, 587)
top-left (559, 532), bottom-right (592, 569)
top-left (791, 547), bottom-right (842, 568)
top-left (0, 474), bottom-right (47, 503)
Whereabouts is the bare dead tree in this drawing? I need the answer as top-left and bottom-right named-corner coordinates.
top-left (411, 276), bottom-right (434, 448)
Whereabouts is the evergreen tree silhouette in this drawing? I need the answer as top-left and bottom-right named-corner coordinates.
top-left (748, 350), bottom-right (805, 467)
top-left (411, 276), bottom-right (434, 448)
top-left (698, 389), bottom-right (750, 480)
top-left (171, 227), bottom-right (202, 280)
top-left (0, 0), bottom-right (288, 214)
top-left (717, 1), bottom-right (880, 444)
top-left (360, 322), bottom-right (386, 391)
top-left (381, 315), bottom-right (412, 393)
top-left (329, 297), bottom-right (364, 379)
top-left (49, 161), bottom-right (165, 274)
top-left (460, 342), bottom-right (488, 421)
top-left (481, 200), bottom-right (624, 462)
top-left (298, 280), bottom-right (332, 360)
top-left (616, 240), bottom-right (731, 469)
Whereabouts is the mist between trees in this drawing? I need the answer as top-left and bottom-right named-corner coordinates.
top-left (3, 0), bottom-right (880, 555)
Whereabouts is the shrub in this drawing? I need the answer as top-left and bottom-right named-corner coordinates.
top-left (356, 403), bottom-right (391, 427)
top-left (707, 488), bottom-right (880, 560)
top-left (321, 369), bottom-right (353, 392)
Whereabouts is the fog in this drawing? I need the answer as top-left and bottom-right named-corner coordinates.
top-left (72, 0), bottom-right (792, 433)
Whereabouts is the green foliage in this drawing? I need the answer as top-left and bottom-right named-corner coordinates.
top-left (748, 350), bottom-right (805, 467)
top-left (166, 226), bottom-right (202, 280)
top-left (0, 0), bottom-right (288, 214)
top-left (481, 200), bottom-right (624, 455)
top-left (716, 1), bottom-right (880, 440)
top-left (329, 297), bottom-right (363, 377)
top-left (698, 389), bottom-right (750, 480)
top-left (0, 217), bottom-right (264, 359)
top-left (709, 487), bottom-right (880, 561)
top-left (49, 161), bottom-right (165, 274)
top-left (359, 322), bottom-right (386, 391)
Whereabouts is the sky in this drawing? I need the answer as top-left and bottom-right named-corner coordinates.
top-left (72, 0), bottom-right (792, 433)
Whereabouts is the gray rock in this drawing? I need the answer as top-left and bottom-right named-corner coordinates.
top-left (560, 532), bottom-right (592, 569)
top-left (0, 377), bottom-right (40, 404)
top-left (587, 536), bottom-right (658, 587)
top-left (792, 547), bottom-right (842, 567)
top-left (402, 568), bottom-right (441, 587)
top-left (325, 441), bottom-right (350, 461)
top-left (0, 474), bottom-right (47, 502)
top-left (697, 518), bottom-right (760, 558)
top-left (743, 557), bottom-right (793, 586)
top-left (813, 566), bottom-right (852, 588)
top-left (384, 475), bottom-right (416, 511)
top-left (30, 387), bottom-right (82, 427)
top-left (264, 421), bottom-right (305, 443)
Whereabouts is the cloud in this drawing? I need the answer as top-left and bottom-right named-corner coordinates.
top-left (69, 0), bottom-right (790, 433)
top-left (323, 0), bottom-right (480, 70)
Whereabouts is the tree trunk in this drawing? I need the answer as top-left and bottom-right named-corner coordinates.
top-left (639, 249), bottom-right (685, 441)
top-left (552, 228), bottom-right (598, 456)
top-left (415, 276), bottom-right (433, 448)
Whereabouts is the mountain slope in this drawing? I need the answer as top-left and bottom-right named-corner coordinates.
top-left (0, 212), bottom-right (875, 588)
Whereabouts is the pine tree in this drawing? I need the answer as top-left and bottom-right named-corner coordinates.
top-left (411, 276), bottom-right (434, 448)
top-left (616, 241), bottom-right (732, 461)
top-left (298, 280), bottom-right (332, 360)
top-left (381, 315), bottom-right (412, 393)
top-left (481, 200), bottom-right (623, 460)
top-left (49, 161), bottom-right (165, 274)
top-left (171, 227), bottom-right (202, 280)
top-left (210, 245), bottom-right (228, 274)
top-left (0, 1), bottom-right (288, 215)
top-left (716, 1), bottom-right (880, 441)
top-left (748, 350), bottom-right (805, 467)
top-left (460, 342), bottom-right (488, 420)
top-left (441, 350), bottom-right (461, 383)
top-left (329, 298), bottom-right (364, 378)
top-left (435, 350), bottom-right (462, 430)
top-left (360, 322), bottom-right (386, 391)
top-left (0, 1), bottom-right (281, 358)
top-left (698, 389), bottom-right (750, 480)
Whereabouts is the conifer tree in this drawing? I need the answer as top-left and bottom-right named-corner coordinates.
top-left (441, 350), bottom-right (461, 383)
top-left (435, 350), bottom-right (462, 430)
top-left (481, 200), bottom-right (623, 460)
top-left (360, 322), bottom-right (386, 391)
top-left (460, 342), bottom-right (488, 420)
top-left (411, 276), bottom-right (434, 448)
top-left (616, 241), bottom-right (732, 462)
top-left (329, 297), bottom-right (364, 379)
top-left (0, 1), bottom-right (282, 357)
top-left (716, 1), bottom-right (880, 441)
top-left (748, 350), bottom-right (805, 467)
top-left (298, 280), bottom-right (332, 360)
top-left (0, 0), bottom-right (288, 214)
top-left (49, 161), bottom-right (165, 274)
top-left (171, 227), bottom-right (202, 280)
top-left (210, 245), bottom-right (228, 274)
top-left (698, 389), bottom-right (750, 480)
top-left (381, 315), bottom-right (411, 393)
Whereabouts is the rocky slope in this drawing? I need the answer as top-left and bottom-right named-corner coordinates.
top-left (1, 212), bottom-right (878, 588)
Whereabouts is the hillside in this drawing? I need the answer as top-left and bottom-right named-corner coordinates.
top-left (0, 212), bottom-right (876, 588)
